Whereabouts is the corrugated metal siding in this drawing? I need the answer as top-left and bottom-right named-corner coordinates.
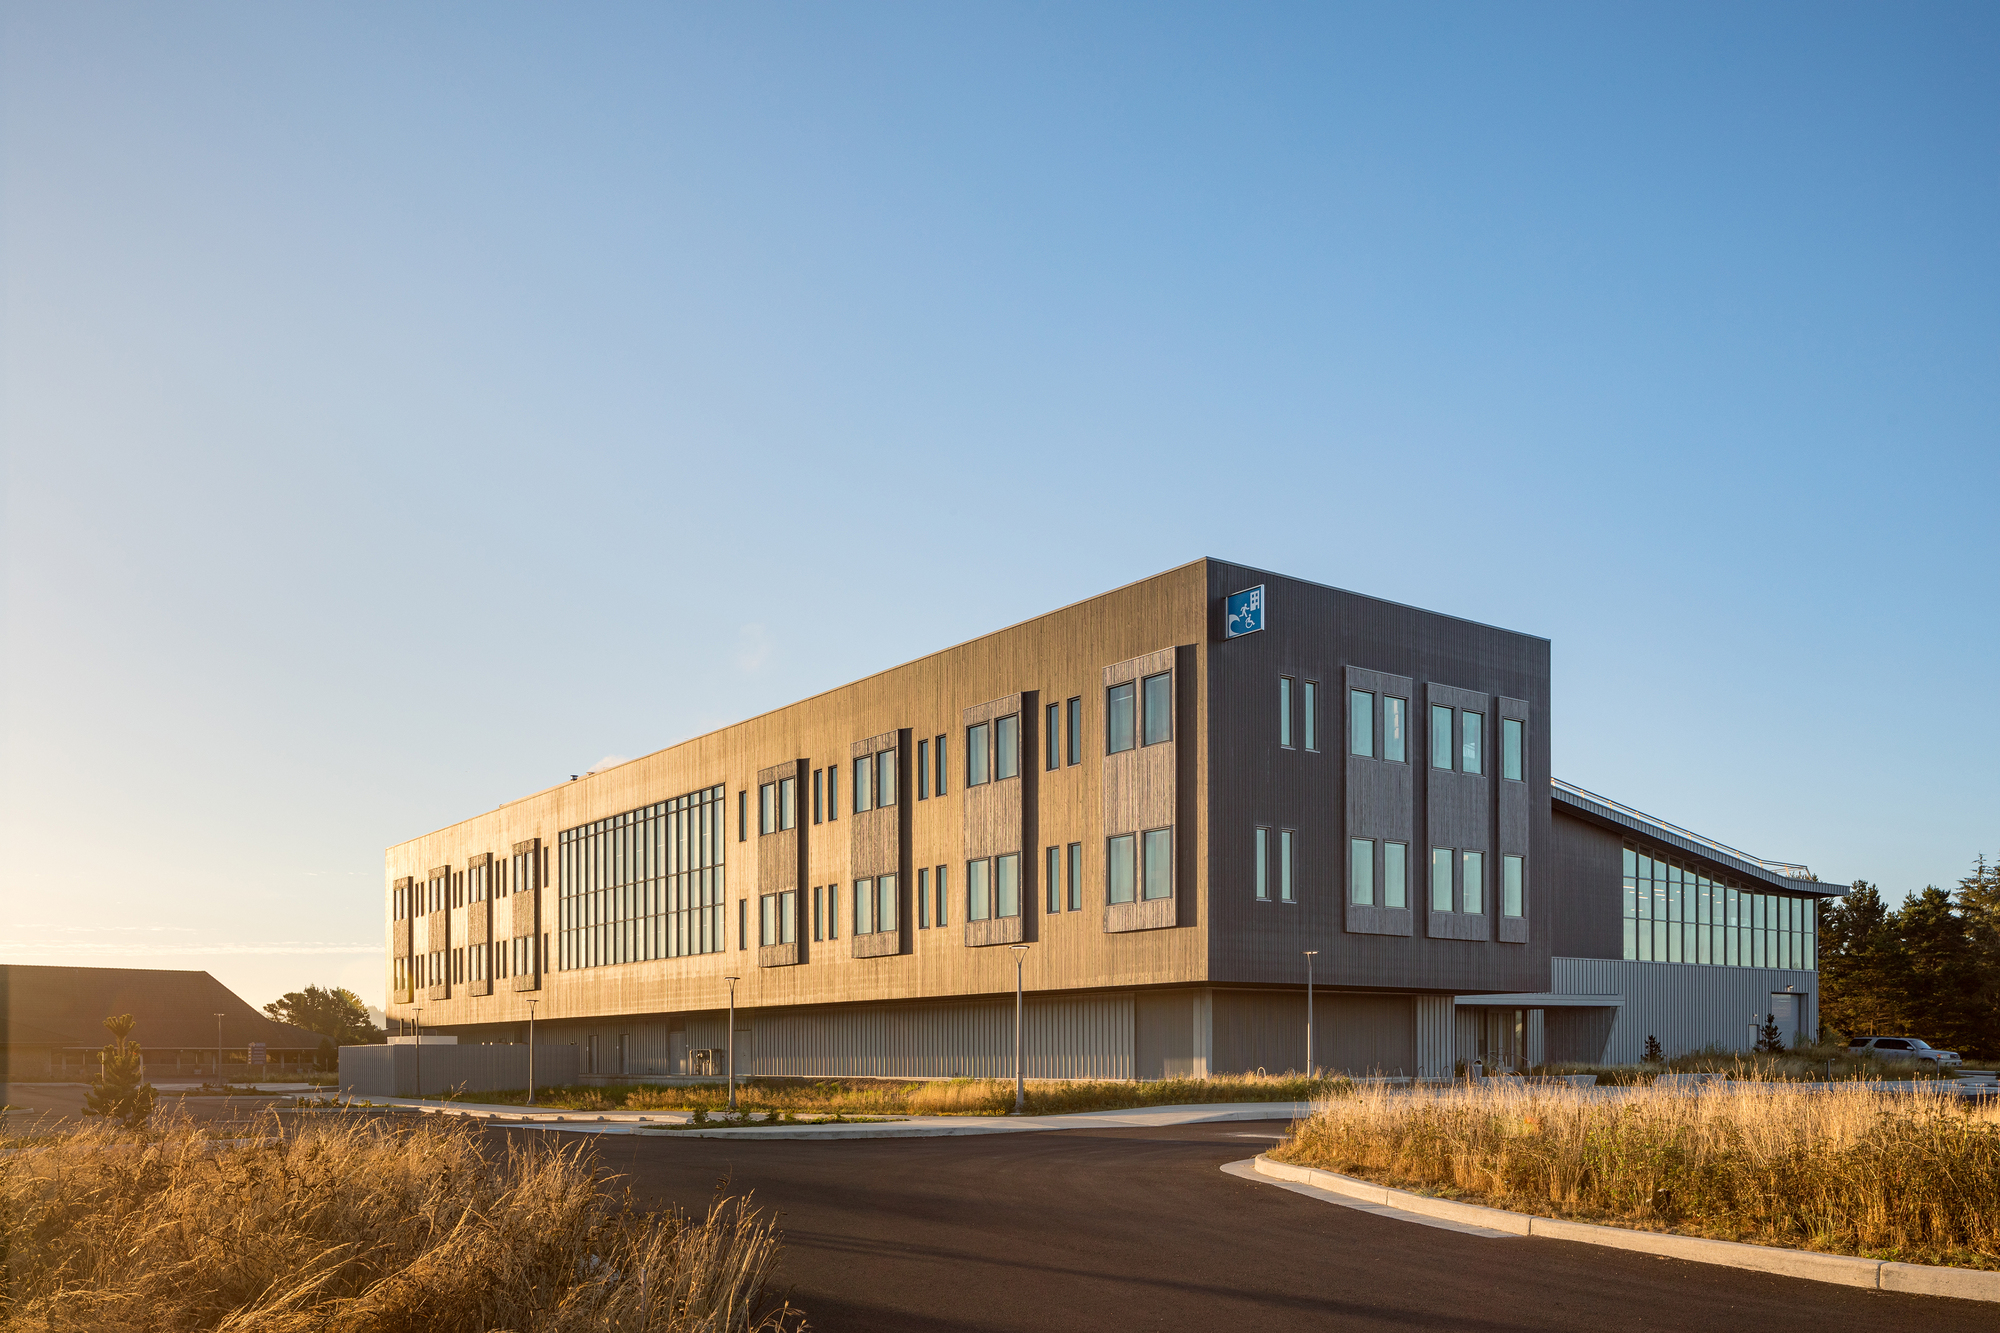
top-left (1414, 995), bottom-right (1453, 1080)
top-left (754, 993), bottom-right (1135, 1080)
top-left (1552, 956), bottom-right (1817, 1064)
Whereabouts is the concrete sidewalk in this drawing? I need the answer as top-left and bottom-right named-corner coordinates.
top-left (350, 1098), bottom-right (1318, 1139)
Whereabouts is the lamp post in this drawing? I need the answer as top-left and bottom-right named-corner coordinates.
top-left (524, 998), bottom-right (539, 1106)
top-left (723, 976), bottom-right (740, 1111)
top-left (1303, 951), bottom-right (1319, 1078)
top-left (214, 1013), bottom-right (224, 1085)
top-left (1010, 944), bottom-right (1030, 1113)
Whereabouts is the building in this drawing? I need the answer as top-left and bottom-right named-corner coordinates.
top-left (1, 964), bottom-right (326, 1081)
top-left (383, 559), bottom-right (1836, 1080)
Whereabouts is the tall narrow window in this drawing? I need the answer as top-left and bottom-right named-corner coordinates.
top-left (995, 855), bottom-right (1020, 917)
top-left (760, 893), bottom-right (775, 946)
top-left (917, 868), bottom-right (930, 928)
top-left (1046, 704), bottom-right (1060, 770)
top-left (827, 765), bottom-right (838, 821)
top-left (853, 756), bottom-right (872, 812)
top-left (827, 884), bottom-right (838, 938)
top-left (1279, 829), bottom-right (1295, 902)
top-left (1066, 696), bottom-right (1082, 765)
top-left (1142, 829), bottom-right (1172, 900)
top-left (995, 715), bottom-right (1019, 779)
top-left (935, 864), bottom-right (948, 926)
top-left (738, 898), bottom-right (746, 948)
top-left (1254, 827), bottom-right (1270, 901)
top-left (966, 723), bottom-right (990, 785)
top-left (759, 782), bottom-right (774, 834)
top-left (1431, 847), bottom-right (1453, 911)
top-left (1502, 718), bottom-right (1524, 782)
top-left (779, 777), bottom-right (796, 830)
top-left (1385, 697), bottom-right (1407, 762)
top-left (934, 735), bottom-right (947, 795)
top-left (1350, 838), bottom-right (1374, 905)
top-left (1503, 855), bottom-right (1524, 918)
top-left (1279, 677), bottom-right (1294, 747)
top-left (917, 740), bottom-right (930, 799)
top-left (813, 885), bottom-right (824, 940)
top-left (1107, 834), bottom-right (1136, 904)
top-left (855, 878), bottom-right (875, 935)
top-left (1350, 689), bottom-right (1374, 757)
top-left (1303, 681), bottom-right (1318, 751)
top-left (1106, 683), bottom-right (1136, 754)
top-left (877, 750), bottom-right (896, 807)
top-left (1046, 846), bottom-right (1061, 912)
top-left (738, 790), bottom-right (747, 841)
top-left (878, 874), bottom-right (897, 933)
top-left (1430, 706), bottom-right (1454, 769)
top-left (968, 859), bottom-right (991, 920)
top-left (813, 769), bottom-right (824, 823)
top-left (1067, 842), bottom-right (1082, 911)
top-left (1385, 842), bottom-right (1408, 909)
top-left (1462, 851), bottom-right (1484, 914)
top-left (1461, 712), bottom-right (1483, 775)
top-left (1142, 671), bottom-right (1172, 745)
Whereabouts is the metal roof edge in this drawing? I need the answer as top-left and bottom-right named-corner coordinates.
top-left (1551, 780), bottom-right (1845, 897)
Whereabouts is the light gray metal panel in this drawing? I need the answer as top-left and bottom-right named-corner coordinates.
top-left (1551, 956), bottom-right (1818, 1064)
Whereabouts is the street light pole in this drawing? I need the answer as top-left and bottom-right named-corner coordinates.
top-left (723, 977), bottom-right (740, 1111)
top-left (1303, 951), bottom-right (1319, 1078)
top-left (524, 998), bottom-right (538, 1106)
top-left (1010, 944), bottom-right (1030, 1113)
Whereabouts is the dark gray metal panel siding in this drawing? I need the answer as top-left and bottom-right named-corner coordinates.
top-left (1202, 560), bottom-right (1551, 996)
top-left (1550, 806), bottom-right (1625, 959)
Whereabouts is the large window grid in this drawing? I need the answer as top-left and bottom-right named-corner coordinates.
top-left (1621, 846), bottom-right (1816, 970)
top-left (559, 784), bottom-right (726, 971)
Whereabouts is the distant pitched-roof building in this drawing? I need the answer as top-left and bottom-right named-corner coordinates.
top-left (1, 964), bottom-right (324, 1080)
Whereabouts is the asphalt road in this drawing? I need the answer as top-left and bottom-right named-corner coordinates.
top-left (563, 1119), bottom-right (1985, 1333)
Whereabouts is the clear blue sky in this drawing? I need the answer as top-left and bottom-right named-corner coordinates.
top-left (3, 4), bottom-right (1994, 1010)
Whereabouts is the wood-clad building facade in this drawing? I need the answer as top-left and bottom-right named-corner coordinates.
top-left (383, 558), bottom-right (1838, 1079)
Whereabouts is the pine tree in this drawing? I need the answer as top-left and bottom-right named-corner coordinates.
top-left (1898, 884), bottom-right (1987, 1056)
top-left (1755, 1013), bottom-right (1787, 1054)
top-left (1819, 882), bottom-right (1908, 1039)
top-left (1642, 1035), bottom-right (1663, 1064)
top-left (83, 1014), bottom-right (158, 1129)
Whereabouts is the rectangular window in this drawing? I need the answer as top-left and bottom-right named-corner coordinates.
top-left (1107, 834), bottom-right (1136, 904)
top-left (1431, 705), bottom-right (1454, 769)
top-left (1106, 683), bottom-right (1136, 754)
top-left (968, 859), bottom-right (991, 920)
top-left (1461, 712), bottom-right (1483, 775)
top-left (1350, 689), bottom-right (1374, 757)
top-left (1462, 850), bottom-right (1484, 914)
top-left (917, 741), bottom-right (929, 800)
top-left (934, 735), bottom-right (946, 795)
top-left (1303, 681), bottom-right (1318, 750)
top-left (813, 769), bottom-right (824, 823)
top-left (828, 883), bottom-right (838, 938)
top-left (853, 756), bottom-right (872, 812)
top-left (1503, 855), bottom-right (1524, 917)
top-left (1431, 847), bottom-right (1453, 911)
top-left (1142, 829), bottom-right (1172, 900)
top-left (1047, 846), bottom-right (1061, 913)
top-left (995, 715), bottom-right (1019, 779)
top-left (1383, 696), bottom-right (1406, 762)
top-left (1502, 718), bottom-right (1524, 782)
top-left (1066, 697), bottom-right (1082, 765)
top-left (738, 897), bottom-right (746, 949)
top-left (917, 868), bottom-right (930, 928)
top-left (996, 854), bottom-right (1020, 917)
top-left (1350, 838), bottom-right (1374, 906)
top-left (878, 874), bottom-right (897, 933)
top-left (1142, 671), bottom-right (1172, 745)
top-left (1254, 827), bottom-right (1270, 901)
top-left (813, 885), bottom-right (824, 941)
top-left (1279, 829), bottom-right (1296, 902)
top-left (1046, 704), bottom-right (1060, 770)
top-left (759, 783), bottom-right (775, 835)
top-left (1385, 841), bottom-right (1408, 909)
top-left (877, 750), bottom-right (896, 807)
top-left (760, 893), bottom-right (775, 946)
top-left (738, 790), bottom-right (747, 841)
top-left (1067, 842), bottom-right (1082, 911)
top-left (780, 777), bottom-right (796, 830)
top-left (966, 723), bottom-right (990, 785)
top-left (855, 878), bottom-right (875, 935)
top-left (935, 864), bottom-right (948, 926)
top-left (827, 765), bottom-right (838, 820)
top-left (1279, 677), bottom-right (1294, 747)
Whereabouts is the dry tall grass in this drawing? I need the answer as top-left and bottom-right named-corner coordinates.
top-left (454, 1071), bottom-right (1347, 1117)
top-left (1274, 1079), bottom-right (2000, 1269)
top-left (0, 1111), bottom-right (806, 1332)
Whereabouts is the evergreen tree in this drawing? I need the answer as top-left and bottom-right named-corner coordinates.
top-left (1755, 1013), bottom-right (1787, 1054)
top-left (1819, 882), bottom-right (1907, 1039)
top-left (263, 985), bottom-right (385, 1046)
top-left (83, 1014), bottom-right (158, 1129)
top-left (1897, 884), bottom-right (1987, 1056)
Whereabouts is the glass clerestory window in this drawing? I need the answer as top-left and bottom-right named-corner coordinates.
top-left (1620, 844), bottom-right (1815, 970)
top-left (559, 785), bottom-right (727, 970)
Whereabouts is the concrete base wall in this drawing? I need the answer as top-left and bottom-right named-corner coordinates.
top-left (340, 1042), bottom-right (579, 1097)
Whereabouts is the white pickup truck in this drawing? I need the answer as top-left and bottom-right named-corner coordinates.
top-left (1846, 1036), bottom-right (1963, 1069)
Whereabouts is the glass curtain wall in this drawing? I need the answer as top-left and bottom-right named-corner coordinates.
top-left (1621, 845), bottom-right (1816, 970)
top-left (559, 784), bottom-right (727, 971)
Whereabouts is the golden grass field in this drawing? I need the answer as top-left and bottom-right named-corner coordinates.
top-left (1272, 1077), bottom-right (2000, 1270)
top-left (0, 1111), bottom-right (806, 1332)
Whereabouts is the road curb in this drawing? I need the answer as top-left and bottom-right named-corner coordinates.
top-left (1249, 1155), bottom-right (2000, 1304)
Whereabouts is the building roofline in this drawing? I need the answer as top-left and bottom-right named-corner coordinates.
top-left (1205, 557), bottom-right (1553, 645)
top-left (1551, 779), bottom-right (1844, 897)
